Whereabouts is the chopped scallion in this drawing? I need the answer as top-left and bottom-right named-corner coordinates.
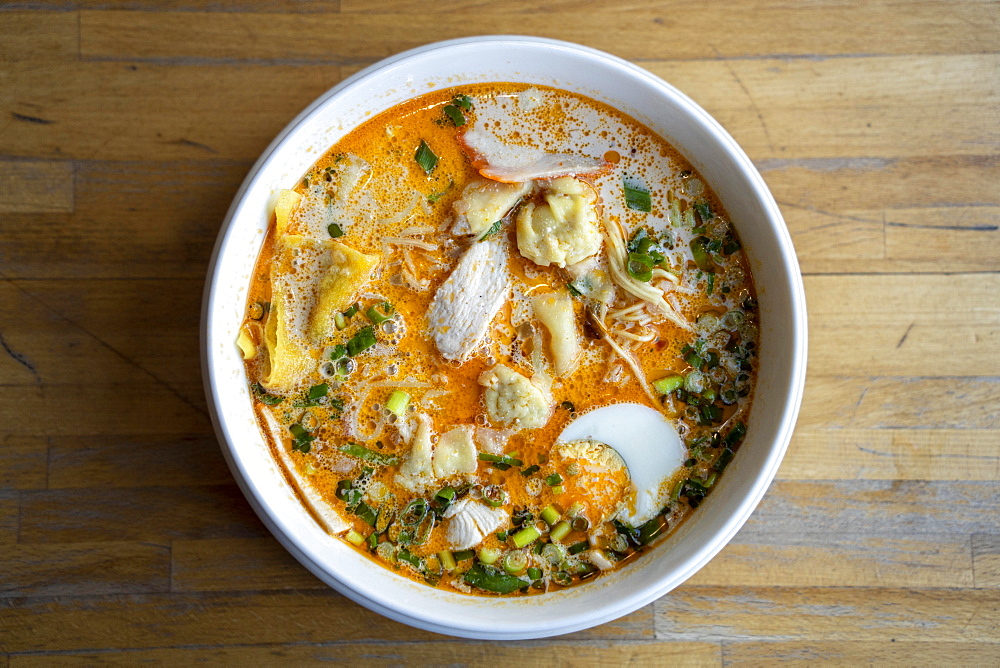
top-left (653, 374), bottom-right (684, 395)
top-left (327, 223), bottom-right (344, 238)
top-left (338, 442), bottom-right (399, 466)
top-left (464, 563), bottom-right (525, 594)
top-left (511, 525), bottom-right (541, 549)
top-left (385, 389), bottom-right (410, 417)
top-left (346, 326), bottom-right (376, 356)
top-left (540, 505), bottom-right (560, 525)
top-left (624, 179), bottom-right (652, 213)
top-left (549, 520), bottom-right (571, 542)
top-left (443, 104), bottom-right (466, 126)
top-left (414, 140), bottom-right (438, 174)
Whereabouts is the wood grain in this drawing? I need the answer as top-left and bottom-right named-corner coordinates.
top-left (1, 0), bottom-right (998, 663)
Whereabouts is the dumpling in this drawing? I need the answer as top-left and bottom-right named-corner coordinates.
top-left (516, 177), bottom-right (602, 268)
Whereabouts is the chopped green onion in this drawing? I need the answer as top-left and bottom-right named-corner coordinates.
top-left (452, 94), bottom-right (473, 110)
top-left (527, 567), bottom-right (542, 581)
top-left (251, 382), bottom-right (283, 406)
top-left (334, 313), bottom-right (347, 331)
top-left (724, 421), bottom-right (747, 448)
top-left (479, 452), bottom-right (523, 469)
top-left (343, 303), bottom-right (359, 318)
top-left (327, 223), bottom-right (344, 238)
top-left (464, 563), bottom-right (525, 594)
top-left (478, 547), bottom-right (500, 565)
top-left (690, 236), bottom-right (715, 273)
top-left (496, 530), bottom-right (508, 542)
top-left (653, 374), bottom-right (684, 395)
top-left (511, 525), bottom-right (541, 549)
top-left (624, 180), bottom-right (652, 212)
top-left (551, 485), bottom-right (564, 495)
top-left (694, 200), bottom-right (714, 222)
top-left (346, 326), bottom-right (377, 356)
top-left (289, 423), bottom-right (314, 454)
top-left (338, 442), bottom-right (399, 466)
top-left (427, 179), bottom-right (454, 204)
top-left (626, 252), bottom-right (654, 282)
top-left (452, 549), bottom-right (475, 562)
top-left (477, 219), bottom-right (503, 241)
top-left (443, 104), bottom-right (466, 126)
top-left (307, 383), bottom-right (329, 400)
top-left (439, 550), bottom-right (457, 572)
top-left (367, 533), bottom-right (378, 551)
top-left (566, 282), bottom-right (583, 297)
top-left (385, 389), bottom-right (410, 417)
top-left (567, 540), bottom-right (590, 555)
top-left (520, 464), bottom-right (540, 477)
top-left (638, 517), bottom-right (665, 545)
top-left (502, 550), bottom-right (528, 575)
top-left (483, 484), bottom-right (508, 508)
top-left (414, 140), bottom-right (438, 174)
top-left (365, 301), bottom-right (394, 325)
top-left (344, 529), bottom-right (365, 546)
top-left (540, 505), bottom-right (560, 525)
top-left (544, 473), bottom-right (563, 487)
top-left (549, 520), bottom-right (571, 542)
top-left (354, 501), bottom-right (377, 527)
top-left (329, 344), bottom-right (347, 360)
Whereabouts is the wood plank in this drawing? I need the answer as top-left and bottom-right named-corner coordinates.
top-left (0, 161), bottom-right (73, 213)
top-left (0, 160), bottom-right (248, 280)
top-left (781, 428), bottom-right (1000, 482)
top-left (804, 274), bottom-right (1000, 378)
top-left (0, 384), bottom-right (208, 437)
top-left (0, 12), bottom-right (78, 63)
top-left (0, 492), bottom-right (18, 544)
top-left (80, 5), bottom-right (999, 63)
top-left (688, 532), bottom-right (974, 589)
top-left (798, 376), bottom-right (1000, 431)
top-left (12, 0), bottom-right (340, 10)
top-left (1, 62), bottom-right (344, 162)
top-left (0, 435), bottom-right (47, 490)
top-left (0, 278), bottom-right (204, 395)
top-left (644, 56), bottom-right (999, 161)
top-left (973, 534), bottom-right (1000, 588)
top-left (3, 56), bottom-right (996, 162)
top-left (47, 435), bottom-right (232, 490)
top-left (0, 591), bottom-right (654, 652)
top-left (744, 480), bottom-right (1000, 536)
top-left (654, 586), bottom-right (1000, 642)
top-left (6, 640), bottom-right (720, 666)
top-left (0, 542), bottom-right (169, 597)
top-left (723, 640), bottom-right (1000, 665)
top-left (171, 537), bottom-right (323, 592)
top-left (17, 485), bottom-right (266, 544)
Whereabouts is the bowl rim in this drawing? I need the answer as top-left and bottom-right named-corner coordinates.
top-left (201, 34), bottom-right (808, 639)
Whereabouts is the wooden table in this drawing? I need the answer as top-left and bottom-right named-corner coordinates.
top-left (2, 1), bottom-right (997, 664)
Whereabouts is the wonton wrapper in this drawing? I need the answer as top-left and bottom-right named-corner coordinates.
top-left (311, 241), bottom-right (380, 340)
top-left (261, 291), bottom-right (312, 392)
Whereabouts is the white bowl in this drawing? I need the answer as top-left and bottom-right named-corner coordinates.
top-left (202, 36), bottom-right (807, 640)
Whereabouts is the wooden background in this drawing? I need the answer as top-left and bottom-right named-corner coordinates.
top-left (1, 1), bottom-right (998, 664)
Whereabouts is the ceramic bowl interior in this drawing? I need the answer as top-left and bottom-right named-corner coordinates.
top-left (202, 35), bottom-right (807, 640)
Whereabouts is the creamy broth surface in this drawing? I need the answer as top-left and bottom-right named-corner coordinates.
top-left (240, 83), bottom-right (759, 596)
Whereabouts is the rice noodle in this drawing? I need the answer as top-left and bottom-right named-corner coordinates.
top-left (586, 309), bottom-right (660, 406)
top-left (379, 190), bottom-right (421, 227)
top-left (399, 225), bottom-right (436, 237)
top-left (384, 236), bottom-right (438, 251)
top-left (612, 328), bottom-right (656, 343)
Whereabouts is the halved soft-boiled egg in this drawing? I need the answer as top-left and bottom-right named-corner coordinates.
top-left (557, 403), bottom-right (686, 527)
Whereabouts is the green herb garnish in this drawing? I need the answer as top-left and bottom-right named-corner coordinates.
top-left (251, 382), bottom-right (283, 406)
top-left (346, 326), bottom-right (377, 356)
top-left (339, 442), bottom-right (400, 466)
top-left (414, 140), bottom-right (438, 174)
top-left (624, 179), bottom-right (652, 213)
top-left (327, 223), bottom-right (344, 238)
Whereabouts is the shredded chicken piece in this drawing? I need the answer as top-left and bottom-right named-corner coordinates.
top-left (586, 309), bottom-right (659, 406)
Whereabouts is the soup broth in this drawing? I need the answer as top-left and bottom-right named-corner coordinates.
top-left (239, 83), bottom-right (759, 596)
